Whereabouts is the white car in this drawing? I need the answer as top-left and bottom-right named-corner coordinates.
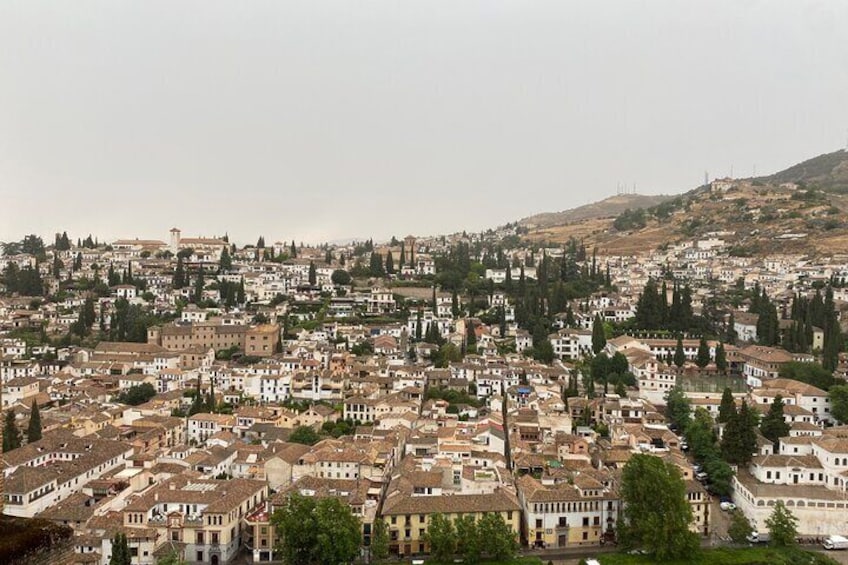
top-left (720, 502), bottom-right (736, 511)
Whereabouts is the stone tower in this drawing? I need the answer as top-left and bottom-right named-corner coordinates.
top-left (169, 227), bottom-right (181, 255)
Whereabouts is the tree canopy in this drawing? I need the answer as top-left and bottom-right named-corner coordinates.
top-left (272, 494), bottom-right (361, 565)
top-left (618, 453), bottom-right (700, 561)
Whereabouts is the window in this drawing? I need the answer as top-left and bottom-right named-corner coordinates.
top-left (583, 517), bottom-right (589, 527)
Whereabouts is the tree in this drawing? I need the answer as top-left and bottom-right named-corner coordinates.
top-left (779, 362), bottom-right (836, 391)
top-left (27, 399), bottom-right (42, 443)
top-left (289, 426), bottom-right (321, 445)
top-left (425, 513), bottom-right (456, 562)
top-left (371, 518), bottom-right (389, 561)
top-left (331, 269), bottom-right (351, 285)
top-left (308, 261), bottom-right (317, 285)
top-left (715, 342), bottom-right (728, 373)
top-left (3, 410), bottom-right (21, 452)
top-left (695, 337), bottom-right (710, 368)
top-left (116, 383), bottom-right (157, 406)
top-left (385, 251), bottom-right (394, 275)
top-left (193, 267), bottom-right (205, 303)
top-left (273, 494), bottom-right (317, 564)
top-left (721, 400), bottom-right (758, 465)
top-left (591, 314), bottom-right (606, 354)
top-left (454, 515), bottom-right (482, 564)
top-left (829, 384), bottom-right (848, 424)
top-left (219, 246), bottom-right (232, 271)
top-left (156, 550), bottom-right (187, 565)
top-left (110, 532), bottom-right (130, 565)
top-left (272, 494), bottom-right (360, 565)
top-left (765, 500), bottom-right (798, 548)
top-left (172, 256), bottom-right (186, 289)
top-left (673, 336), bottom-right (685, 368)
top-left (314, 497), bottom-right (361, 565)
top-left (760, 394), bottom-right (790, 445)
top-left (665, 386), bottom-right (691, 432)
top-left (727, 509), bottom-right (753, 544)
top-left (477, 512), bottom-right (518, 561)
top-left (618, 454), bottom-right (699, 560)
top-left (717, 387), bottom-right (735, 424)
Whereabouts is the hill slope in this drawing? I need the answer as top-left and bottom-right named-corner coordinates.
top-left (759, 149), bottom-right (848, 193)
top-left (518, 149), bottom-right (848, 256)
top-left (519, 194), bottom-right (673, 229)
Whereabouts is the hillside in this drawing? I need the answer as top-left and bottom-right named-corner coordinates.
top-left (519, 194), bottom-right (673, 228)
top-left (760, 149), bottom-right (848, 193)
top-left (519, 149), bottom-right (848, 256)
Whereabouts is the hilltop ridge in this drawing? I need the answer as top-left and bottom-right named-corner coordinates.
top-left (516, 149), bottom-right (848, 256)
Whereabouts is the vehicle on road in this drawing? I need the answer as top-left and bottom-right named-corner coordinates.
top-left (719, 501), bottom-right (736, 511)
top-left (747, 532), bottom-right (770, 544)
top-left (824, 535), bottom-right (848, 550)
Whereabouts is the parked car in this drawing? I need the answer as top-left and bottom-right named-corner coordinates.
top-left (823, 535), bottom-right (848, 550)
top-left (720, 501), bottom-right (736, 511)
top-left (695, 471), bottom-right (708, 482)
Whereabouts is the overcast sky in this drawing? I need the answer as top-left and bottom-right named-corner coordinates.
top-left (2, 1), bottom-right (847, 245)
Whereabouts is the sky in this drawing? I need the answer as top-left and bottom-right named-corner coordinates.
top-left (2, 1), bottom-right (848, 246)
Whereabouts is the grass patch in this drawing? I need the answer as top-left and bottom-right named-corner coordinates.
top-left (593, 547), bottom-right (838, 565)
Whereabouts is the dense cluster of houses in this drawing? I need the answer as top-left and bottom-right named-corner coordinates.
top-left (2, 227), bottom-right (848, 563)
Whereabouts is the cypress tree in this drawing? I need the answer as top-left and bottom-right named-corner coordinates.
top-left (173, 257), bottom-right (186, 289)
top-left (695, 337), bottom-right (710, 368)
top-left (290, 240), bottom-right (297, 258)
top-left (760, 395), bottom-right (790, 445)
top-left (27, 399), bottom-right (42, 443)
top-left (219, 246), bottom-right (232, 272)
top-left (715, 342), bottom-right (727, 373)
top-left (673, 336), bottom-right (685, 368)
top-left (385, 251), bottom-right (394, 275)
top-left (717, 387), bottom-right (735, 424)
top-left (308, 261), bottom-right (317, 285)
top-left (399, 242), bottom-right (406, 267)
top-left (3, 410), bottom-right (21, 452)
top-left (592, 314), bottom-right (606, 354)
top-left (194, 267), bottom-right (205, 303)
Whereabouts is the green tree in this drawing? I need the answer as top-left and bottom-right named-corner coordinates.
top-left (172, 256), bottom-right (186, 289)
top-left (829, 384), bottom-right (848, 424)
top-left (779, 362), bottom-right (836, 391)
top-left (695, 337), bottom-right (710, 368)
top-left (371, 518), bottom-right (389, 561)
top-left (289, 426), bottom-right (321, 445)
top-left (717, 387), bottom-right (735, 424)
top-left (156, 550), bottom-right (187, 565)
top-left (331, 269), bottom-right (351, 285)
top-left (272, 494), bottom-right (360, 565)
top-left (193, 267), bottom-right (205, 303)
top-left (3, 410), bottom-right (22, 452)
top-left (665, 386), bottom-right (691, 431)
top-left (454, 515), bottom-right (482, 564)
top-left (715, 342), bottom-right (728, 373)
top-left (478, 512), bottom-right (518, 561)
top-left (116, 383), bottom-right (157, 406)
top-left (27, 398), bottom-right (42, 443)
top-left (765, 500), bottom-right (798, 548)
top-left (308, 261), bottom-right (317, 285)
top-left (219, 246), bottom-right (232, 271)
top-left (109, 532), bottom-right (130, 565)
top-left (425, 513), bottom-right (456, 562)
top-left (591, 314), bottom-right (606, 354)
top-left (385, 251), bottom-right (394, 275)
top-left (721, 400), bottom-right (758, 465)
top-left (618, 454), bottom-right (699, 560)
top-left (673, 336), bottom-right (685, 368)
top-left (314, 497), bottom-right (361, 565)
top-left (727, 509), bottom-right (753, 544)
top-left (760, 394), bottom-right (790, 445)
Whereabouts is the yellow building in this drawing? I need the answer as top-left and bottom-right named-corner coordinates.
top-left (380, 484), bottom-right (520, 557)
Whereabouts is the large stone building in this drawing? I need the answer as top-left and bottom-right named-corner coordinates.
top-left (148, 320), bottom-right (280, 358)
